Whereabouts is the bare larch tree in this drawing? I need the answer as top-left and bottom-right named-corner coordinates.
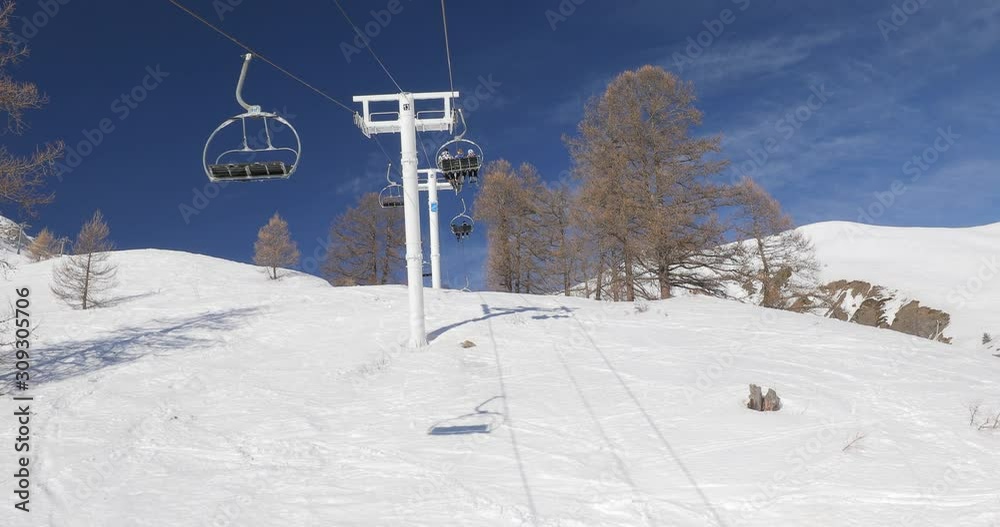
top-left (322, 193), bottom-right (403, 286)
top-left (27, 226), bottom-right (57, 261)
top-left (0, 1), bottom-right (64, 215)
top-left (253, 212), bottom-right (300, 280)
top-left (474, 160), bottom-right (551, 293)
top-left (733, 177), bottom-right (821, 309)
top-left (567, 65), bottom-right (733, 301)
top-left (51, 211), bottom-right (118, 309)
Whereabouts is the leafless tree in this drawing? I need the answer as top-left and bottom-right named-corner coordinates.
top-left (26, 226), bottom-right (56, 261)
top-left (51, 211), bottom-right (118, 309)
top-left (0, 1), bottom-right (64, 215)
top-left (253, 212), bottom-right (300, 280)
top-left (474, 160), bottom-right (553, 293)
top-left (535, 181), bottom-right (583, 296)
top-left (733, 177), bottom-right (821, 309)
top-left (566, 65), bottom-right (733, 301)
top-left (322, 193), bottom-right (403, 286)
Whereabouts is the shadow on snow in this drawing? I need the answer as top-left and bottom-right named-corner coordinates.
top-left (428, 396), bottom-right (506, 435)
top-left (14, 307), bottom-right (262, 386)
top-left (427, 303), bottom-right (574, 341)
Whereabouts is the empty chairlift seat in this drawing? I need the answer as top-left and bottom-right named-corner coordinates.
top-left (208, 161), bottom-right (289, 181)
top-left (202, 54), bottom-right (302, 183)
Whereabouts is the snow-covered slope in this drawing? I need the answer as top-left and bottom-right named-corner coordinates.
top-left (801, 221), bottom-right (1000, 349)
top-left (1, 249), bottom-right (999, 526)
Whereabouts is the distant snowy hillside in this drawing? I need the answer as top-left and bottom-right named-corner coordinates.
top-left (801, 221), bottom-right (1000, 349)
top-left (1, 248), bottom-right (999, 526)
top-left (0, 214), bottom-right (32, 267)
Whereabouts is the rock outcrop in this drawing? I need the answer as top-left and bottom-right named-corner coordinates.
top-left (797, 280), bottom-right (952, 343)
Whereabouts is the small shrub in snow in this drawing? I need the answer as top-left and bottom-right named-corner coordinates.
top-left (968, 403), bottom-right (1000, 431)
top-left (977, 411), bottom-right (1000, 431)
top-left (983, 333), bottom-right (993, 345)
top-left (842, 432), bottom-right (867, 452)
top-left (633, 300), bottom-right (649, 314)
top-left (969, 403), bottom-right (981, 426)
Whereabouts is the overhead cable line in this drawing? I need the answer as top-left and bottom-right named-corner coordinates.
top-left (168, 0), bottom-right (355, 114)
top-left (330, 0), bottom-right (404, 93)
top-left (440, 0), bottom-right (456, 96)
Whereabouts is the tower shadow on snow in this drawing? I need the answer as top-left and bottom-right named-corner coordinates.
top-left (426, 303), bottom-right (575, 342)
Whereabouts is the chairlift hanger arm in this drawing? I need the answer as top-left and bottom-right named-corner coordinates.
top-left (235, 53), bottom-right (259, 113)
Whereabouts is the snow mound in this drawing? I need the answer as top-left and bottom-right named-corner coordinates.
top-left (801, 221), bottom-right (1000, 348)
top-left (1, 248), bottom-right (999, 526)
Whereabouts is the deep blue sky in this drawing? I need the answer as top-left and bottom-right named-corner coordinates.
top-left (5, 0), bottom-right (999, 288)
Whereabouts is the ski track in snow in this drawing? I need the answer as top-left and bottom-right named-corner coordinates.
top-left (0, 249), bottom-right (998, 526)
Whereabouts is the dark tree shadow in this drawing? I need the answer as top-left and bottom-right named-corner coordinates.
top-left (10, 307), bottom-right (262, 386)
top-left (101, 290), bottom-right (160, 308)
top-left (427, 303), bottom-right (575, 341)
top-left (428, 396), bottom-right (505, 435)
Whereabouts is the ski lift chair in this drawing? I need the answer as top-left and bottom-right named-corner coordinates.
top-left (378, 164), bottom-right (404, 208)
top-left (450, 199), bottom-right (475, 241)
top-left (436, 109), bottom-right (483, 193)
top-left (203, 54), bottom-right (302, 183)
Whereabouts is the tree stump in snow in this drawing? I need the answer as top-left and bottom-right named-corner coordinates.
top-left (460, 340), bottom-right (476, 349)
top-left (747, 384), bottom-right (781, 411)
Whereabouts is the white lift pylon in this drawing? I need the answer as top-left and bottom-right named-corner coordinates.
top-left (353, 92), bottom-right (459, 348)
top-left (419, 168), bottom-right (452, 291)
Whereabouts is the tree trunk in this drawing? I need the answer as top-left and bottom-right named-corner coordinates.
top-left (82, 253), bottom-right (92, 310)
top-left (595, 256), bottom-right (604, 301)
top-left (659, 267), bottom-right (671, 299)
top-left (623, 248), bottom-right (636, 302)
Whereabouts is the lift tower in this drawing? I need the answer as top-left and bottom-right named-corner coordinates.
top-left (353, 92), bottom-right (459, 348)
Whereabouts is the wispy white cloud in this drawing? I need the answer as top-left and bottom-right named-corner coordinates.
top-left (673, 30), bottom-right (844, 84)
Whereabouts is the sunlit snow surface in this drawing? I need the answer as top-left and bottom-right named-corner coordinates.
top-left (1, 248), bottom-right (999, 526)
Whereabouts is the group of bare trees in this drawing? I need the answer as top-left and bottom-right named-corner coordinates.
top-left (474, 65), bottom-right (821, 308)
top-left (473, 161), bottom-right (580, 295)
top-left (322, 192), bottom-right (404, 286)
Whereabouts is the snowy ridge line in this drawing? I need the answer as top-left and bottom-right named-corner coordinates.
top-left (515, 293), bottom-right (658, 526)
top-left (558, 298), bottom-right (729, 527)
top-left (477, 292), bottom-right (540, 524)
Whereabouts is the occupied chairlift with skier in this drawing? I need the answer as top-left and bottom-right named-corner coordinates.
top-left (436, 108), bottom-right (483, 193)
